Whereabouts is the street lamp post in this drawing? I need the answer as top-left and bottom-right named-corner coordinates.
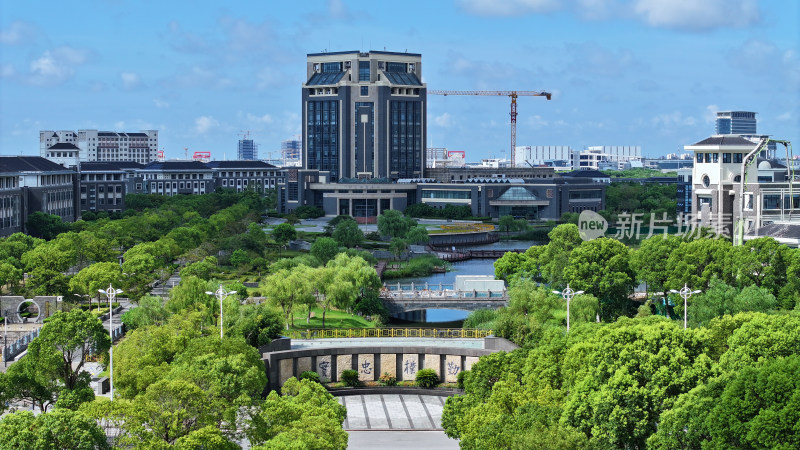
top-left (553, 284), bottom-right (584, 332)
top-left (669, 284), bottom-right (702, 330)
top-left (98, 284), bottom-right (123, 401)
top-left (206, 285), bottom-right (237, 339)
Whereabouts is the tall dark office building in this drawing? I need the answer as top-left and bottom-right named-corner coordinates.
top-left (716, 111), bottom-right (757, 135)
top-left (238, 139), bottom-right (257, 160)
top-left (302, 50), bottom-right (426, 181)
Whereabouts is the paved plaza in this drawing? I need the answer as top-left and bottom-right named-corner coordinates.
top-left (339, 394), bottom-right (446, 431)
top-left (341, 394), bottom-right (459, 449)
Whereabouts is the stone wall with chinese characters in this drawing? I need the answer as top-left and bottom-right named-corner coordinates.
top-left (263, 345), bottom-right (503, 392)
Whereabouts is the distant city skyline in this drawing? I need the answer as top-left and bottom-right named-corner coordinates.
top-left (1, 0), bottom-right (798, 160)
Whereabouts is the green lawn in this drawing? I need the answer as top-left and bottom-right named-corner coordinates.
top-left (287, 306), bottom-right (377, 330)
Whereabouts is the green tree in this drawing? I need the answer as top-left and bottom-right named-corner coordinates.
top-left (164, 337), bottom-right (267, 434)
top-left (666, 237), bottom-right (732, 291)
top-left (120, 296), bottom-right (169, 330)
top-left (630, 234), bottom-right (682, 295)
top-left (127, 379), bottom-right (213, 445)
top-left (377, 209), bottom-right (415, 238)
top-left (113, 314), bottom-right (205, 399)
top-left (332, 217), bottom-right (364, 248)
top-left (3, 354), bottom-right (60, 412)
top-left (497, 215), bottom-right (516, 233)
top-left (0, 261), bottom-right (22, 292)
top-left (263, 267), bottom-right (314, 329)
top-left (174, 426), bottom-right (239, 450)
top-left (21, 238), bottom-right (76, 272)
top-left (0, 409), bottom-right (109, 450)
top-left (121, 253), bottom-right (159, 299)
top-left (226, 303), bottom-right (284, 347)
top-left (311, 237), bottom-right (340, 264)
top-left (25, 211), bottom-right (71, 240)
top-left (405, 225), bottom-right (430, 245)
top-left (562, 318), bottom-right (713, 448)
top-left (27, 268), bottom-right (70, 297)
top-left (272, 223), bottom-right (296, 246)
top-left (389, 237), bottom-right (408, 260)
top-left (539, 224), bottom-right (582, 288)
top-left (179, 256), bottom-right (218, 280)
top-left (69, 262), bottom-right (123, 310)
top-left (26, 309), bottom-right (110, 391)
top-left (228, 249), bottom-right (250, 268)
top-left (725, 236), bottom-right (788, 295)
top-left (563, 237), bottom-right (636, 321)
top-left (247, 378), bottom-right (347, 449)
top-left (650, 354), bottom-right (800, 449)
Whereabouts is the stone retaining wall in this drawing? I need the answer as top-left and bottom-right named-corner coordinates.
top-left (263, 346), bottom-right (497, 392)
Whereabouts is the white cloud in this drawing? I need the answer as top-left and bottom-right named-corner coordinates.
top-left (114, 121), bottom-right (126, 129)
top-left (777, 112), bottom-right (793, 121)
top-left (0, 64), bottom-right (15, 78)
top-left (246, 113), bottom-right (273, 124)
top-left (28, 46), bottom-right (90, 86)
top-left (170, 66), bottom-right (233, 89)
top-left (457, 0), bottom-right (761, 31)
top-left (256, 67), bottom-right (281, 89)
top-left (566, 43), bottom-right (642, 77)
top-left (434, 113), bottom-right (454, 128)
top-left (154, 99), bottom-right (170, 109)
top-left (120, 72), bottom-right (141, 90)
top-left (633, 0), bottom-right (760, 31)
top-left (525, 114), bottom-right (550, 128)
top-left (0, 21), bottom-right (37, 45)
top-left (704, 105), bottom-right (719, 123)
top-left (729, 39), bottom-right (800, 90)
top-left (194, 116), bottom-right (219, 134)
top-left (458, 0), bottom-right (560, 16)
top-left (651, 111), bottom-right (697, 128)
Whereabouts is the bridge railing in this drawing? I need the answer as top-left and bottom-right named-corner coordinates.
top-left (380, 289), bottom-right (507, 299)
top-left (286, 328), bottom-right (494, 340)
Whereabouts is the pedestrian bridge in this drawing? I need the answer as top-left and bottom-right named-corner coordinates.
top-left (379, 283), bottom-right (508, 313)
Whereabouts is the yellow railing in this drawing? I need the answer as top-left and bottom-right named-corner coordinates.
top-left (286, 328), bottom-right (494, 340)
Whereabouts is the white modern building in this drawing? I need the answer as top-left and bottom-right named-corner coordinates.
top-left (40, 129), bottom-right (159, 165)
top-left (514, 145), bottom-right (573, 167)
top-left (575, 146), bottom-right (642, 171)
top-left (686, 134), bottom-right (799, 244)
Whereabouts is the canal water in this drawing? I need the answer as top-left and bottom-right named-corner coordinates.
top-left (385, 240), bottom-right (536, 326)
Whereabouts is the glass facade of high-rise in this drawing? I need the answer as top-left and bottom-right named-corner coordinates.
top-left (302, 50), bottom-right (426, 181)
top-left (237, 139), bottom-right (257, 160)
top-left (306, 100), bottom-right (340, 179)
top-left (716, 111), bottom-right (756, 135)
top-left (390, 101), bottom-right (423, 178)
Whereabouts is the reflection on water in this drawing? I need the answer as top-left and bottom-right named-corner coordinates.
top-left (385, 241), bottom-right (536, 325)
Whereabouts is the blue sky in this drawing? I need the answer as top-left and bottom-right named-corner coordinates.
top-left (1, 0), bottom-right (798, 160)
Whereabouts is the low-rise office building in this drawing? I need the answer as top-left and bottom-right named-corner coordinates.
top-left (0, 156), bottom-right (78, 237)
top-left (278, 166), bottom-right (606, 220)
top-left (206, 160), bottom-right (283, 193)
top-left (78, 161), bottom-right (143, 213)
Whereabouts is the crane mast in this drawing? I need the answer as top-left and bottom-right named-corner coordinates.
top-left (428, 90), bottom-right (551, 167)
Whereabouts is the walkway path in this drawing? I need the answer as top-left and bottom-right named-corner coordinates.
top-left (341, 394), bottom-right (458, 449)
top-left (339, 394), bottom-right (446, 431)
